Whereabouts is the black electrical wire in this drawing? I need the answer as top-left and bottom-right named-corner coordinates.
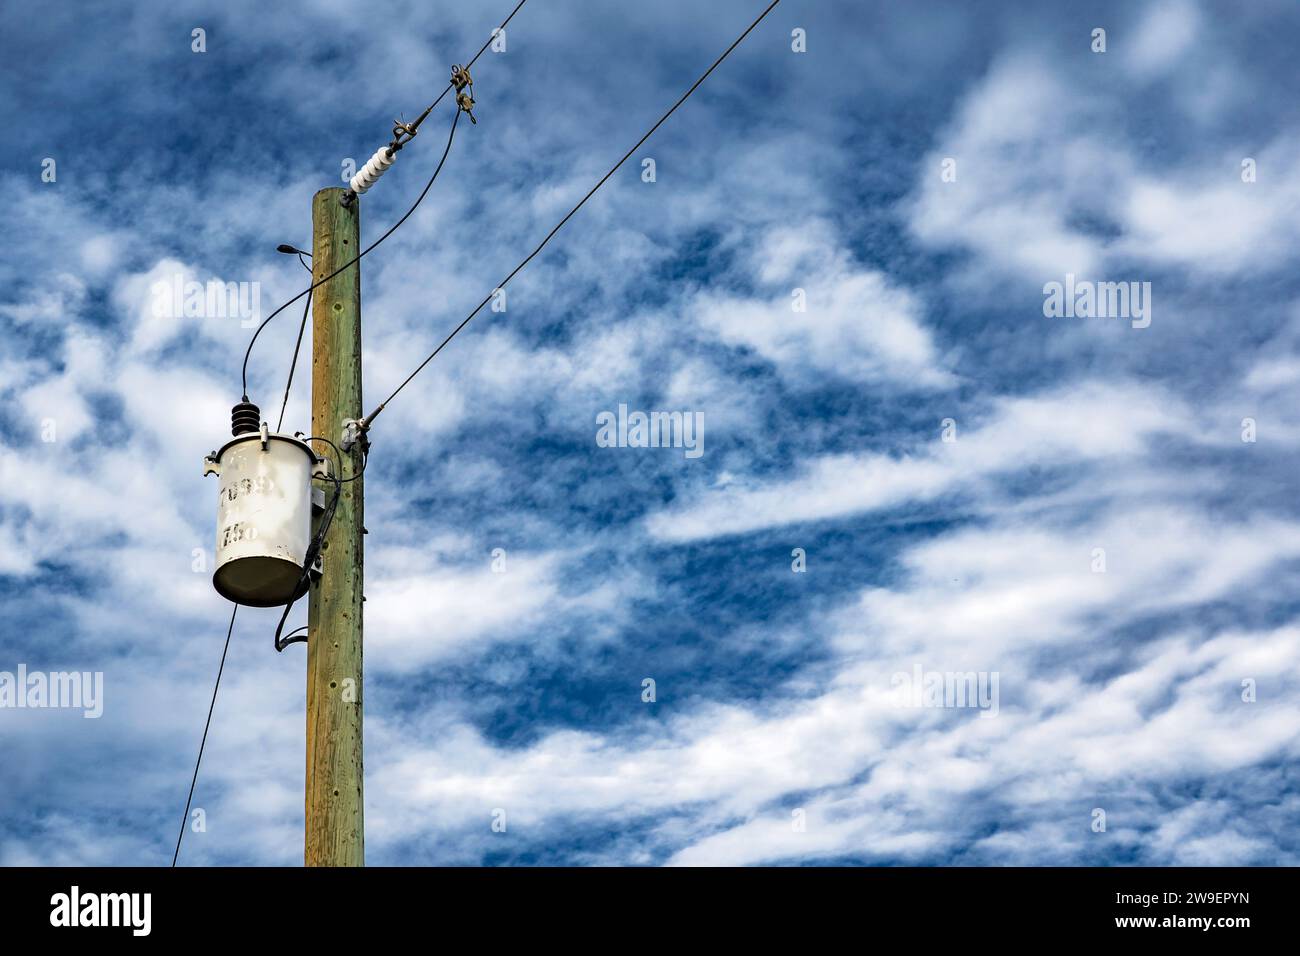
top-left (362, 0), bottom-right (782, 426)
top-left (267, 0), bottom-right (527, 429)
top-left (240, 106), bottom-right (462, 400)
top-left (272, 434), bottom-right (366, 652)
top-left (274, 471), bottom-right (341, 651)
top-left (176, 0), bottom-right (536, 851)
top-left (276, 288), bottom-right (312, 432)
top-left (275, 251), bottom-right (314, 431)
top-left (273, 494), bottom-right (336, 652)
top-left (310, 434), bottom-right (369, 484)
top-left (466, 0), bottom-right (528, 69)
top-left (278, 626), bottom-right (309, 648)
top-left (172, 603), bottom-right (238, 867)
top-left (242, 0), bottom-right (532, 408)
top-left (419, 0), bottom-right (530, 118)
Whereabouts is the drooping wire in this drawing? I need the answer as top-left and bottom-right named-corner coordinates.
top-left (361, 0), bottom-right (782, 426)
top-left (274, 476), bottom-right (339, 650)
top-left (271, 434), bottom-right (367, 652)
top-left (240, 106), bottom-right (462, 400)
top-left (279, 626), bottom-right (309, 647)
top-left (175, 0), bottom-right (535, 853)
top-left (273, 487), bottom-right (336, 652)
top-left (315, 434), bottom-right (370, 484)
top-left (172, 603), bottom-right (238, 867)
top-left (242, 0), bottom-right (531, 408)
top-left (276, 254), bottom-right (315, 432)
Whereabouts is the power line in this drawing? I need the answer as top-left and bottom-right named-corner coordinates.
top-left (178, 0), bottom-right (535, 864)
top-left (172, 603), bottom-right (238, 867)
top-left (276, 256), bottom-right (314, 432)
top-left (418, 0), bottom-right (529, 118)
top-left (275, 292), bottom-right (309, 432)
top-left (241, 106), bottom-right (462, 399)
top-left (240, 0), bottom-right (532, 403)
top-left (358, 0), bottom-right (782, 429)
top-left (272, 434), bottom-right (359, 653)
top-left (467, 0), bottom-right (528, 72)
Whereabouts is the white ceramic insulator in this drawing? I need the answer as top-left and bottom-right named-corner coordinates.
top-left (350, 146), bottom-right (395, 194)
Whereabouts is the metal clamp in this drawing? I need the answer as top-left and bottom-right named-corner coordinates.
top-left (457, 92), bottom-right (477, 124)
top-left (451, 64), bottom-right (476, 124)
top-left (392, 117), bottom-right (419, 144)
top-left (341, 418), bottom-right (371, 455)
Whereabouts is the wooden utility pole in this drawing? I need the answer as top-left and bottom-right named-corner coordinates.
top-left (306, 186), bottom-right (365, 866)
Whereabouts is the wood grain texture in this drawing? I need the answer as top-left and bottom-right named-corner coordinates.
top-left (306, 187), bottom-right (364, 867)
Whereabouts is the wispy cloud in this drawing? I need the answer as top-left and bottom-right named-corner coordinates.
top-left (3, 0), bottom-right (1299, 868)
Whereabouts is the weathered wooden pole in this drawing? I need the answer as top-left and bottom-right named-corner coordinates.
top-left (306, 186), bottom-right (365, 866)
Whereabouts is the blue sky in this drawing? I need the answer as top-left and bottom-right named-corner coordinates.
top-left (2, 0), bottom-right (1300, 866)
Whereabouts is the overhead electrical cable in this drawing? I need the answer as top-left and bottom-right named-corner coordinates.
top-left (272, 433), bottom-right (368, 652)
top-left (172, 604), bottom-right (238, 866)
top-left (240, 106), bottom-right (461, 399)
top-left (179, 0), bottom-right (537, 859)
top-left (240, 0), bottom-right (531, 403)
top-left (277, 290), bottom-right (312, 432)
top-left (356, 0), bottom-right (783, 432)
top-left (415, 0), bottom-right (529, 118)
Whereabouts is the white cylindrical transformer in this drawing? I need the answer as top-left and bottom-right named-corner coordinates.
top-left (203, 429), bottom-right (322, 607)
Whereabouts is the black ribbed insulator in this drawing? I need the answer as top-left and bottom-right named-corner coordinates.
top-left (231, 401), bottom-right (261, 437)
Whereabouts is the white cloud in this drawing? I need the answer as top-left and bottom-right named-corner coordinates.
top-left (843, 507), bottom-right (1300, 660)
top-left (694, 220), bottom-right (953, 388)
top-left (909, 46), bottom-right (1298, 283)
top-left (646, 379), bottom-right (1190, 542)
top-left (1125, 0), bottom-right (1201, 79)
top-left (1117, 141), bottom-right (1300, 273)
top-left (364, 547), bottom-right (642, 672)
top-left (909, 55), bottom-right (1114, 279)
top-left (365, 591), bottom-right (1300, 865)
top-left (4, 1), bottom-right (1300, 870)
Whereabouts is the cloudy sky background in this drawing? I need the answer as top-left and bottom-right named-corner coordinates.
top-left (3, 0), bottom-right (1299, 865)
